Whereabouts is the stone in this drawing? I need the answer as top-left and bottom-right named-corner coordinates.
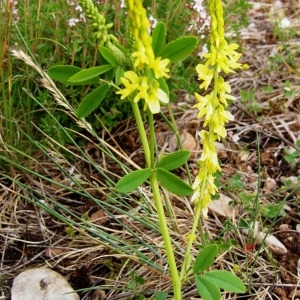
top-left (11, 267), bottom-right (79, 300)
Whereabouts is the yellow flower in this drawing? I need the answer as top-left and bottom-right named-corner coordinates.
top-left (186, 233), bottom-right (197, 242)
top-left (194, 93), bottom-right (214, 121)
top-left (133, 76), bottom-right (149, 103)
top-left (144, 81), bottom-right (169, 114)
top-left (196, 64), bottom-right (214, 90)
top-left (199, 130), bottom-right (220, 170)
top-left (233, 264), bottom-right (240, 273)
top-left (226, 43), bottom-right (242, 60)
top-left (150, 57), bottom-right (170, 79)
top-left (217, 43), bottom-right (242, 73)
top-left (200, 192), bottom-right (211, 217)
top-left (206, 173), bottom-right (218, 195)
top-left (117, 75), bottom-right (168, 114)
top-left (218, 77), bottom-right (235, 106)
top-left (132, 41), bottom-right (151, 69)
top-left (116, 71), bottom-right (139, 99)
top-left (211, 107), bottom-right (234, 139)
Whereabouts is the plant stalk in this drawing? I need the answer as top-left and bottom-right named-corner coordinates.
top-left (132, 106), bottom-right (181, 298)
top-left (150, 172), bottom-right (181, 299)
top-left (131, 102), bottom-right (151, 168)
top-left (180, 172), bottom-right (207, 281)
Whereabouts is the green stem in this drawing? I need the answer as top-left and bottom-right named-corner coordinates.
top-left (131, 102), bottom-right (151, 168)
top-left (148, 110), bottom-right (181, 299)
top-left (148, 111), bottom-right (155, 168)
top-left (180, 172), bottom-right (207, 281)
top-left (150, 172), bottom-right (181, 299)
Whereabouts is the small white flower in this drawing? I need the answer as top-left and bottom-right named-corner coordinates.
top-left (149, 15), bottom-right (158, 29)
top-left (188, 1), bottom-right (210, 36)
top-left (280, 17), bottom-right (291, 28)
top-left (192, 0), bottom-right (204, 13)
top-left (75, 5), bottom-right (82, 12)
top-left (120, 0), bottom-right (126, 8)
top-left (79, 13), bottom-right (86, 23)
top-left (197, 44), bottom-right (208, 58)
top-left (68, 18), bottom-right (79, 27)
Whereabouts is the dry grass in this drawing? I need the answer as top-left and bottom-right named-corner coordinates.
top-left (1, 1), bottom-right (300, 299)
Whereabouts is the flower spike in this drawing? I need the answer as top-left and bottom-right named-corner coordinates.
top-left (193, 0), bottom-right (242, 215)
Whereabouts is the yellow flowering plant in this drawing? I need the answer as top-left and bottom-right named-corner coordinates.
top-left (180, 0), bottom-right (246, 298)
top-left (47, 0), bottom-right (245, 298)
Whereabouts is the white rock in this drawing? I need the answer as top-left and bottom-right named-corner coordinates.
top-left (208, 194), bottom-right (235, 218)
top-left (256, 232), bottom-right (287, 255)
top-left (280, 176), bottom-right (298, 186)
top-left (11, 267), bottom-right (79, 300)
top-left (242, 222), bottom-right (287, 255)
top-left (181, 130), bottom-right (197, 152)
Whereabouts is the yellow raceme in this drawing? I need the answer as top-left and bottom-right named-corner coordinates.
top-left (116, 0), bottom-right (170, 114)
top-left (193, 0), bottom-right (242, 214)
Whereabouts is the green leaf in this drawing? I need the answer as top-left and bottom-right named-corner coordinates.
top-left (48, 65), bottom-right (81, 83)
top-left (115, 66), bottom-right (125, 86)
top-left (115, 168), bottom-right (151, 193)
top-left (261, 201), bottom-right (285, 219)
top-left (160, 36), bottom-right (198, 63)
top-left (153, 291), bottom-right (167, 300)
top-left (194, 244), bottom-right (219, 273)
top-left (77, 84), bottom-right (110, 118)
top-left (156, 168), bottom-right (193, 196)
top-left (156, 150), bottom-right (190, 170)
top-left (48, 65), bottom-right (99, 85)
top-left (68, 65), bottom-right (112, 83)
top-left (157, 77), bottom-right (169, 96)
top-left (99, 46), bottom-right (119, 67)
top-left (217, 242), bottom-right (231, 252)
top-left (152, 22), bottom-right (166, 56)
top-left (205, 270), bottom-right (246, 293)
top-left (195, 275), bottom-right (220, 300)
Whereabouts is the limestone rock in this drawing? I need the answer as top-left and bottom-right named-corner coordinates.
top-left (11, 267), bottom-right (79, 300)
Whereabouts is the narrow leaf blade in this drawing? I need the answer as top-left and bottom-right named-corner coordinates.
top-left (68, 65), bottom-right (112, 83)
top-left (77, 84), bottom-right (109, 118)
top-left (205, 270), bottom-right (246, 293)
top-left (195, 275), bottom-right (220, 300)
top-left (156, 168), bottom-right (193, 196)
top-left (156, 150), bottom-right (190, 170)
top-left (115, 169), bottom-right (152, 193)
top-left (194, 244), bottom-right (219, 273)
